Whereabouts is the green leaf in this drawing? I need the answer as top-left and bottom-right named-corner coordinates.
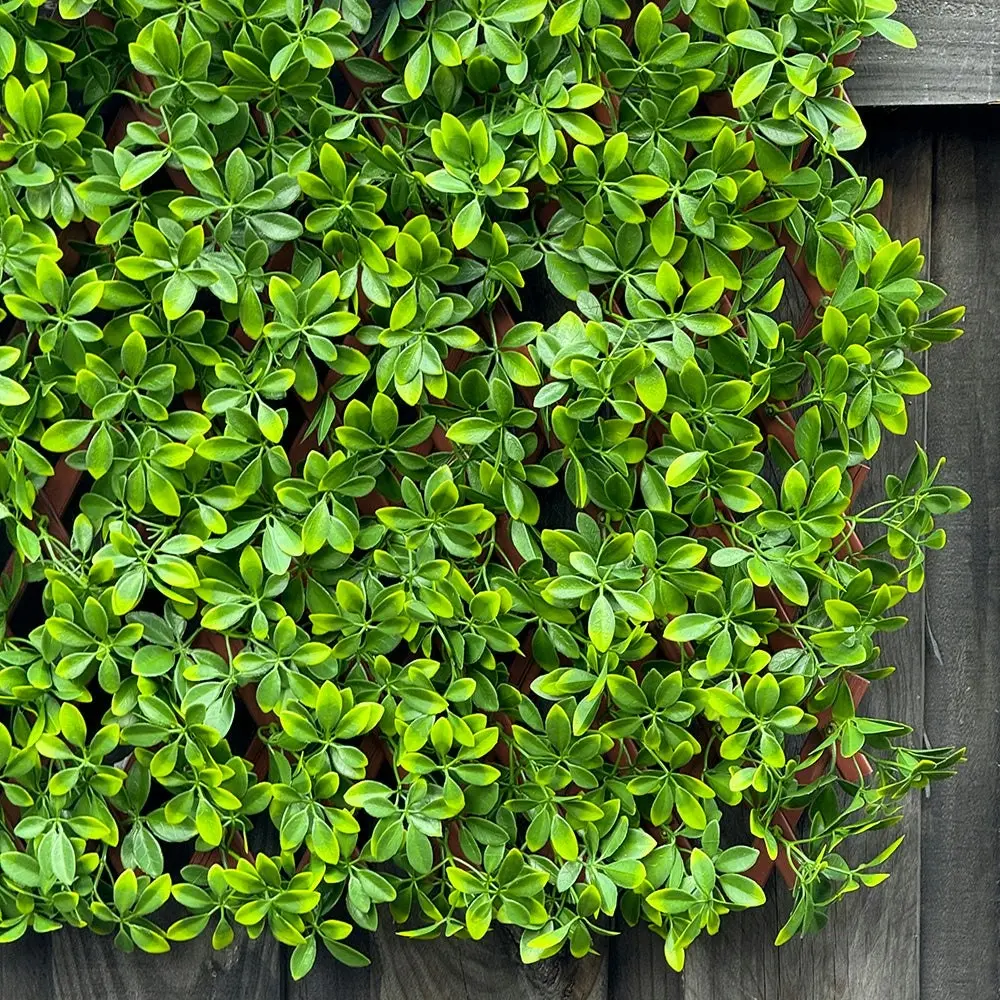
top-left (545, 254), bottom-right (588, 299)
top-left (162, 273), bottom-right (196, 320)
top-left (872, 17), bottom-right (917, 49)
top-left (404, 42), bottom-right (431, 98)
top-left (59, 703), bottom-right (87, 748)
top-left (0, 375), bottom-right (29, 406)
top-left (447, 417), bottom-right (495, 445)
top-left (550, 814), bottom-right (578, 861)
top-left (452, 199), bottom-right (484, 250)
top-left (666, 451), bottom-right (706, 487)
top-left (121, 331), bottom-right (147, 380)
top-left (634, 3), bottom-right (662, 55)
top-left (719, 873), bottom-right (766, 907)
top-left (549, 0), bottom-right (583, 36)
top-left (41, 419), bottom-right (92, 452)
top-left (664, 613), bottom-right (718, 642)
top-left (120, 150), bottom-right (170, 191)
top-left (198, 437), bottom-right (253, 461)
top-left (40, 828), bottom-right (75, 885)
top-left (290, 936), bottom-right (317, 980)
top-left (727, 29), bottom-right (776, 54)
top-left (587, 593), bottom-right (616, 652)
top-left (683, 277), bottom-right (725, 312)
top-left (195, 799), bottom-right (223, 846)
top-left (732, 60), bottom-right (775, 108)
top-left (405, 827), bottom-right (434, 874)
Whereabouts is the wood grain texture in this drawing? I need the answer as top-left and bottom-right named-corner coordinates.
top-left (286, 943), bottom-right (371, 1000)
top-left (607, 924), bottom-right (682, 1000)
top-left (666, 110), bottom-right (938, 1000)
top-left (746, 108), bottom-right (936, 1000)
top-left (851, 1), bottom-right (1000, 106)
top-left (820, 108), bottom-right (934, 1000)
top-left (0, 936), bottom-right (53, 1000)
top-left (919, 105), bottom-right (1000, 1000)
top-left (680, 894), bottom-right (783, 1000)
top-left (49, 925), bottom-right (284, 1000)
top-left (292, 924), bottom-right (607, 1000)
top-left (47, 820), bottom-right (285, 1000)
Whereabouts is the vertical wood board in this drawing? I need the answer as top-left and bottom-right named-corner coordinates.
top-left (919, 105), bottom-right (1000, 1000)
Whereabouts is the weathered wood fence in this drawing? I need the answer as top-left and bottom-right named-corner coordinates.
top-left (2, 3), bottom-right (998, 998)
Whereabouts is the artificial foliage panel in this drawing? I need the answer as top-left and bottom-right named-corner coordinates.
top-left (0, 0), bottom-right (970, 979)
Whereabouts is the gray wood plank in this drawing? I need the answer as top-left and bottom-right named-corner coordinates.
top-left (679, 110), bottom-right (935, 1000)
top-left (0, 935), bottom-right (53, 999)
top-left (50, 925), bottom-right (283, 1000)
top-left (818, 108), bottom-right (932, 1000)
top-left (291, 920), bottom-right (607, 1000)
top-left (851, 1), bottom-right (1000, 106)
top-left (49, 821), bottom-right (285, 1000)
top-left (753, 109), bottom-right (935, 1000)
top-left (919, 105), bottom-right (1000, 1000)
top-left (327, 925), bottom-right (607, 1000)
top-left (681, 896), bottom-right (783, 1000)
top-left (287, 942), bottom-right (371, 1000)
top-left (607, 924), bottom-right (682, 1000)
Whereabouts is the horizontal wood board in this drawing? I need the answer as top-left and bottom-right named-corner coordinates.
top-left (851, 1), bottom-right (1000, 106)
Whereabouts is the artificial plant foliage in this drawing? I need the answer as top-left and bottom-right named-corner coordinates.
top-left (0, 0), bottom-right (969, 979)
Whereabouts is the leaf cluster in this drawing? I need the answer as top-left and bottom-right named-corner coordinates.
top-left (0, 0), bottom-right (967, 979)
